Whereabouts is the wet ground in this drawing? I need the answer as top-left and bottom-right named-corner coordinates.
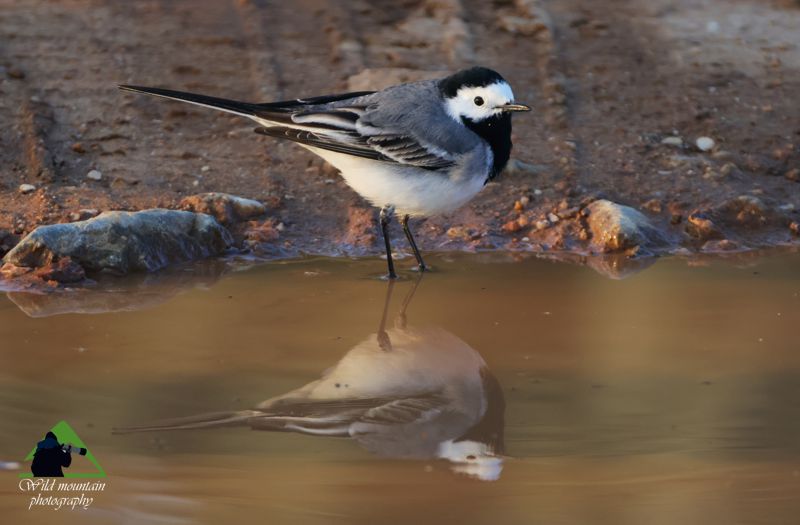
top-left (1, 252), bottom-right (799, 524)
top-left (1, 0), bottom-right (799, 257)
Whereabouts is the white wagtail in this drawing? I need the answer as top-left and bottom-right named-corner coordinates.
top-left (115, 280), bottom-right (506, 481)
top-left (120, 67), bottom-right (530, 278)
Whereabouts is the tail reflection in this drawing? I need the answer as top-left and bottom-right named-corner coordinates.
top-left (115, 279), bottom-right (506, 481)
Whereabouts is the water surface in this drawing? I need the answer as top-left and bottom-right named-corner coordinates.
top-left (1, 253), bottom-right (799, 524)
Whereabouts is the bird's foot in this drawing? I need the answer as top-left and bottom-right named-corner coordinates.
top-left (377, 269), bottom-right (399, 281)
top-left (410, 263), bottom-right (429, 273)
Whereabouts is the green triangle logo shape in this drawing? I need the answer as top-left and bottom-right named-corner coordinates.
top-left (20, 421), bottom-right (106, 478)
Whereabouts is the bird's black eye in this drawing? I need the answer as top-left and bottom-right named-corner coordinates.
top-left (473, 96), bottom-right (484, 106)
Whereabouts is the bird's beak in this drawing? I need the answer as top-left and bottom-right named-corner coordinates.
top-left (498, 103), bottom-right (531, 112)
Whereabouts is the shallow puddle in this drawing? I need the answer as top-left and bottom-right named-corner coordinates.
top-left (1, 253), bottom-right (799, 524)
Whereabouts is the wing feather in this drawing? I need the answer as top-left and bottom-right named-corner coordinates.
top-left (255, 127), bottom-right (390, 162)
top-left (254, 118), bottom-right (455, 170)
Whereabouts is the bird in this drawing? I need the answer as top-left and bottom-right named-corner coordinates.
top-left (120, 67), bottom-right (530, 278)
top-left (114, 279), bottom-right (506, 481)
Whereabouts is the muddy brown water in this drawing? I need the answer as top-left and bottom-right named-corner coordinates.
top-left (1, 253), bottom-right (799, 524)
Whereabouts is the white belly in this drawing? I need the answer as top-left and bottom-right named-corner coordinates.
top-left (305, 147), bottom-right (486, 217)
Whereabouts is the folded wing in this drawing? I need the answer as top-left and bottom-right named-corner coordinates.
top-left (255, 106), bottom-right (456, 170)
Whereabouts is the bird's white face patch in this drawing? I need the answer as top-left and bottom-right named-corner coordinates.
top-left (444, 81), bottom-right (515, 123)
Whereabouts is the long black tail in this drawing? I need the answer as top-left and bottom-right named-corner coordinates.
top-left (119, 85), bottom-right (263, 117)
top-left (119, 85), bottom-right (376, 117)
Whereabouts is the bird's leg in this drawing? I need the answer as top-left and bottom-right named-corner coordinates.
top-left (380, 205), bottom-right (397, 280)
top-left (401, 214), bottom-right (427, 272)
top-left (378, 279), bottom-right (395, 351)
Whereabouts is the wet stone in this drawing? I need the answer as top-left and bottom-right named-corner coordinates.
top-left (2, 209), bottom-right (232, 274)
top-left (585, 200), bottom-right (666, 253)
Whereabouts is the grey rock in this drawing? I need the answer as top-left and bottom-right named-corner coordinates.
top-left (3, 209), bottom-right (232, 274)
top-left (585, 199), bottom-right (666, 253)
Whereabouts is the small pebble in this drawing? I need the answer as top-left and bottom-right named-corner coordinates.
top-left (19, 184), bottom-right (36, 194)
top-left (87, 169), bottom-right (103, 181)
top-left (547, 213), bottom-right (559, 223)
top-left (696, 136), bottom-right (715, 151)
top-left (71, 142), bottom-right (86, 154)
top-left (720, 162), bottom-right (738, 176)
top-left (661, 136), bottom-right (683, 147)
top-left (519, 196), bottom-right (530, 206)
top-left (533, 189), bottom-right (542, 196)
top-left (192, 180), bottom-right (200, 187)
top-left (501, 220), bottom-right (522, 233)
top-left (201, 165), bottom-right (210, 172)
top-left (534, 220), bottom-right (549, 231)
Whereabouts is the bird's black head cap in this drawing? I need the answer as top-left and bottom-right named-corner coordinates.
top-left (438, 67), bottom-right (507, 98)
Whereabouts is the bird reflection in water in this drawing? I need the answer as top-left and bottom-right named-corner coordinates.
top-left (115, 278), bottom-right (506, 481)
